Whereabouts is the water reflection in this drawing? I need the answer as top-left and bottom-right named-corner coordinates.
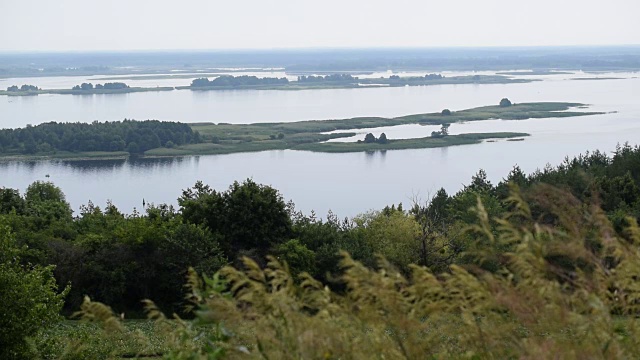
top-left (2, 75), bottom-right (640, 216)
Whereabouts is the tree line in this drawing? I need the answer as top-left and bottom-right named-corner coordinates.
top-left (6, 84), bottom-right (40, 91)
top-left (71, 82), bottom-right (130, 90)
top-left (190, 75), bottom-right (289, 87)
top-left (0, 120), bottom-right (201, 155)
top-left (296, 74), bottom-right (358, 82)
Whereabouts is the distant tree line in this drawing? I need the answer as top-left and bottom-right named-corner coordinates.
top-left (6, 84), bottom-right (40, 91)
top-left (297, 74), bottom-right (358, 83)
top-left (190, 75), bottom-right (289, 87)
top-left (71, 82), bottom-right (130, 91)
top-left (388, 73), bottom-right (444, 81)
top-left (0, 120), bottom-right (201, 155)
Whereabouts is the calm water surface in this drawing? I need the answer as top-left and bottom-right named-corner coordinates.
top-left (1, 74), bottom-right (639, 216)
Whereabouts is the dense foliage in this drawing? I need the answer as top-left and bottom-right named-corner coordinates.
top-left (361, 132), bottom-right (388, 144)
top-left (0, 120), bottom-right (201, 155)
top-left (0, 219), bottom-right (68, 359)
top-left (190, 75), bottom-right (289, 87)
top-left (71, 82), bottom-right (130, 90)
top-left (6, 84), bottom-right (39, 91)
top-left (296, 74), bottom-right (357, 82)
top-left (6, 143), bottom-right (640, 357)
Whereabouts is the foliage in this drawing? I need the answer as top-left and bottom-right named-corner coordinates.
top-left (61, 185), bottom-right (640, 357)
top-left (71, 82), bottom-right (130, 91)
top-left (191, 75), bottom-right (288, 88)
top-left (500, 97), bottom-right (513, 107)
top-left (0, 120), bottom-right (201, 155)
top-left (297, 74), bottom-right (357, 83)
top-left (6, 84), bottom-right (39, 91)
top-left (0, 219), bottom-right (68, 359)
top-left (179, 179), bottom-right (292, 262)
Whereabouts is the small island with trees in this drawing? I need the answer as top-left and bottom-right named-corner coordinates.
top-left (0, 82), bottom-right (174, 96)
top-left (0, 74), bottom-right (537, 96)
top-left (0, 101), bottom-right (602, 160)
top-left (179, 73), bottom-right (535, 91)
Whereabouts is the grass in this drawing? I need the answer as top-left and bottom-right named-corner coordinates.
top-left (571, 77), bottom-right (625, 81)
top-left (155, 102), bottom-right (598, 156)
top-left (496, 70), bottom-right (574, 75)
top-left (294, 132), bottom-right (530, 152)
top-left (32, 320), bottom-right (168, 359)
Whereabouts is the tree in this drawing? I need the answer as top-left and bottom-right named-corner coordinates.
top-left (440, 123), bottom-right (450, 136)
top-left (0, 188), bottom-right (25, 214)
top-left (354, 210), bottom-right (421, 271)
top-left (0, 221), bottom-right (68, 359)
top-left (179, 179), bottom-right (292, 261)
top-left (364, 133), bottom-right (377, 143)
top-left (441, 109), bottom-right (452, 115)
top-left (275, 239), bottom-right (316, 277)
top-left (500, 98), bottom-right (512, 107)
top-left (24, 181), bottom-right (73, 226)
top-left (377, 133), bottom-right (388, 144)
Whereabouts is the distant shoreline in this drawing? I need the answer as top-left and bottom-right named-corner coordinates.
top-left (0, 75), bottom-right (535, 96)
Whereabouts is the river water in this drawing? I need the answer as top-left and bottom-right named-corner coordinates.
top-left (0, 72), bottom-right (639, 216)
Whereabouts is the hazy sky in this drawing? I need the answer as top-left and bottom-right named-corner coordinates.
top-left (1, 0), bottom-right (639, 51)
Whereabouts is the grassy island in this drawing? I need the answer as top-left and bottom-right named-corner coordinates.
top-left (177, 74), bottom-right (535, 91)
top-left (0, 102), bottom-right (603, 160)
top-left (0, 73), bottom-right (534, 96)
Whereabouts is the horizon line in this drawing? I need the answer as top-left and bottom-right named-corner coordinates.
top-left (2, 44), bottom-right (640, 55)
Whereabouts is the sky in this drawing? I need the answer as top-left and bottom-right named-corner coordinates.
top-left (1, 0), bottom-right (639, 52)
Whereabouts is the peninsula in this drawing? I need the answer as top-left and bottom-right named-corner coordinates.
top-left (0, 102), bottom-right (603, 160)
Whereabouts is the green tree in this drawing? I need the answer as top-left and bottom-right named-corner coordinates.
top-left (354, 210), bottom-right (421, 271)
top-left (377, 133), bottom-right (388, 144)
top-left (179, 179), bottom-right (292, 261)
top-left (363, 133), bottom-right (377, 143)
top-left (275, 239), bottom-right (316, 277)
top-left (0, 220), bottom-right (68, 359)
top-left (0, 188), bottom-right (25, 214)
top-left (24, 181), bottom-right (73, 228)
top-left (500, 98), bottom-right (512, 107)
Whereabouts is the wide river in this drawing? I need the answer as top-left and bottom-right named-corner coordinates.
top-left (1, 71), bottom-right (639, 216)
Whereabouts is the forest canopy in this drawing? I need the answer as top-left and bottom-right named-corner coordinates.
top-left (0, 120), bottom-right (201, 154)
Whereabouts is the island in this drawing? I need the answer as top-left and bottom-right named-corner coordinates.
top-left (0, 73), bottom-right (538, 96)
top-left (177, 73), bottom-right (536, 91)
top-left (0, 82), bottom-right (174, 96)
top-left (0, 102), bottom-right (603, 160)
